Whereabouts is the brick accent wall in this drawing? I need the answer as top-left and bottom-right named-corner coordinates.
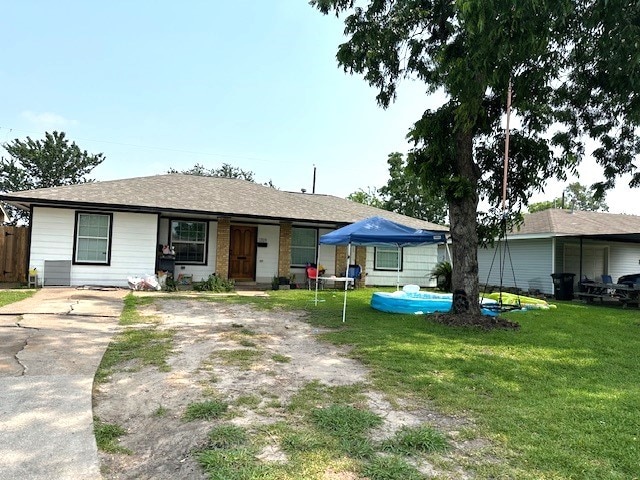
top-left (355, 246), bottom-right (367, 287)
top-left (278, 222), bottom-right (292, 278)
top-left (216, 218), bottom-right (231, 279)
top-left (334, 245), bottom-right (367, 287)
top-left (335, 245), bottom-right (347, 278)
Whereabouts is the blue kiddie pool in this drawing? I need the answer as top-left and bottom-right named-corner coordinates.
top-left (371, 285), bottom-right (499, 317)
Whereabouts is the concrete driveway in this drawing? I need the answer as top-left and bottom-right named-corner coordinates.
top-left (0, 288), bottom-right (127, 480)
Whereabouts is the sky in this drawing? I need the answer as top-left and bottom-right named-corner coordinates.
top-left (1, 1), bottom-right (637, 215)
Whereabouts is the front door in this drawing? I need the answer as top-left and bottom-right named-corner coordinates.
top-left (229, 226), bottom-right (257, 281)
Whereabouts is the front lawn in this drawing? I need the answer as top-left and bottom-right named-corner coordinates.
top-left (223, 288), bottom-right (639, 479)
top-left (0, 289), bottom-right (35, 307)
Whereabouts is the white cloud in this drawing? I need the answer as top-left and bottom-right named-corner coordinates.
top-left (21, 110), bottom-right (78, 129)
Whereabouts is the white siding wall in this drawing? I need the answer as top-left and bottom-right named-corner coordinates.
top-left (554, 238), bottom-right (640, 286)
top-left (478, 238), bottom-right (554, 295)
top-left (364, 245), bottom-right (439, 288)
top-left (30, 207), bottom-right (158, 287)
top-left (255, 224), bottom-right (280, 283)
top-left (158, 218), bottom-right (170, 245)
top-left (606, 242), bottom-right (640, 282)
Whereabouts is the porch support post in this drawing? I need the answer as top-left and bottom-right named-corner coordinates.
top-left (579, 237), bottom-right (583, 283)
top-left (278, 222), bottom-right (292, 278)
top-left (216, 218), bottom-right (231, 280)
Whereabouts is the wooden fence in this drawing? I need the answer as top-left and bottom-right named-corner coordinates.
top-left (0, 226), bottom-right (29, 283)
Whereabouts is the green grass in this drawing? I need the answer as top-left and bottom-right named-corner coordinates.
top-left (206, 424), bottom-right (248, 449)
top-left (214, 348), bottom-right (262, 369)
top-left (95, 327), bottom-right (174, 383)
top-left (184, 399), bottom-right (229, 420)
top-left (271, 353), bottom-right (291, 363)
top-left (0, 289), bottom-right (35, 307)
top-left (360, 455), bottom-right (424, 480)
top-left (311, 404), bottom-right (382, 437)
top-left (119, 293), bottom-right (157, 325)
top-left (94, 418), bottom-right (132, 454)
top-left (381, 425), bottom-right (449, 455)
top-left (203, 288), bottom-right (640, 479)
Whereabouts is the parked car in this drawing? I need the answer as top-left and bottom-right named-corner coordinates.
top-left (617, 273), bottom-right (640, 287)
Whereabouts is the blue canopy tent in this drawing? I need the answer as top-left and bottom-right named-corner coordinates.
top-left (316, 216), bottom-right (448, 322)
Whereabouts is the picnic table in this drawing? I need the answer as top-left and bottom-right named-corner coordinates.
top-left (577, 281), bottom-right (640, 306)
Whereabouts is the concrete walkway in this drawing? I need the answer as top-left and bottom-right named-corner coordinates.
top-left (0, 288), bottom-right (127, 480)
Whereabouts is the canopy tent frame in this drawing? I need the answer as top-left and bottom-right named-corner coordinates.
top-left (315, 216), bottom-right (447, 322)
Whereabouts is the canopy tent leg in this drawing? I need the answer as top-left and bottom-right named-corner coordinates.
top-left (396, 246), bottom-right (400, 290)
top-left (342, 243), bottom-right (351, 323)
top-left (314, 248), bottom-right (320, 305)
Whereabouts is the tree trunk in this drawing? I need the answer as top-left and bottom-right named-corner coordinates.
top-left (449, 130), bottom-right (481, 315)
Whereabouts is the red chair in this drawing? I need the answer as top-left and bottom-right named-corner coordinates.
top-left (305, 265), bottom-right (324, 290)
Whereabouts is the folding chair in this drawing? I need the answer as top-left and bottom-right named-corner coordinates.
top-left (305, 265), bottom-right (324, 290)
top-left (347, 264), bottom-right (362, 289)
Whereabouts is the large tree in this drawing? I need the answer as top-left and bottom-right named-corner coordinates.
top-left (0, 131), bottom-right (105, 225)
top-left (313, 0), bottom-right (640, 314)
top-left (347, 152), bottom-right (448, 223)
top-left (529, 182), bottom-right (609, 212)
top-left (380, 152), bottom-right (448, 223)
top-left (347, 186), bottom-right (385, 208)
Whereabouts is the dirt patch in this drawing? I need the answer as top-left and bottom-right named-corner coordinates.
top-left (429, 313), bottom-right (521, 330)
top-left (94, 299), bottom-right (493, 479)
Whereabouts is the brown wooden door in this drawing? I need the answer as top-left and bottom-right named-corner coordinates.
top-left (229, 226), bottom-right (257, 280)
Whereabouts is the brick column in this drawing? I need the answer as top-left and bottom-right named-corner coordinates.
top-left (335, 245), bottom-right (347, 278)
top-left (278, 222), bottom-right (292, 278)
top-left (216, 218), bottom-right (231, 279)
top-left (355, 246), bottom-right (367, 287)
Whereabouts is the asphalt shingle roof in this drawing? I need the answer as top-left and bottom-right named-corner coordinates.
top-left (514, 208), bottom-right (640, 236)
top-left (1, 174), bottom-right (447, 231)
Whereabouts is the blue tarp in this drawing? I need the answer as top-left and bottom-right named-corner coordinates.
top-left (319, 216), bottom-right (445, 247)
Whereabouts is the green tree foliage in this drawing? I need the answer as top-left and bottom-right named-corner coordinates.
top-left (168, 162), bottom-right (255, 181)
top-left (380, 152), bottom-right (448, 223)
top-left (565, 182), bottom-right (609, 211)
top-left (0, 131), bottom-right (105, 225)
top-left (313, 0), bottom-right (640, 313)
top-left (347, 186), bottom-right (384, 208)
top-left (347, 153), bottom-right (448, 223)
top-left (168, 162), bottom-right (277, 188)
top-left (528, 199), bottom-right (562, 213)
top-left (528, 182), bottom-right (608, 212)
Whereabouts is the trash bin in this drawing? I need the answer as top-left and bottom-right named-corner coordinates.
top-left (550, 273), bottom-right (576, 300)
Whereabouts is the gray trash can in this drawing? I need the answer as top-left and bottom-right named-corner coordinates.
top-left (551, 273), bottom-right (575, 300)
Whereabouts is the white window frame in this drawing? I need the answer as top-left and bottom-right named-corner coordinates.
top-left (74, 212), bottom-right (112, 265)
top-left (291, 227), bottom-right (317, 267)
top-left (374, 246), bottom-right (403, 271)
top-left (170, 219), bottom-right (208, 264)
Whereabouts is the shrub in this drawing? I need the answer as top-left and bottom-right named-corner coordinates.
top-left (430, 261), bottom-right (452, 292)
top-left (194, 274), bottom-right (235, 292)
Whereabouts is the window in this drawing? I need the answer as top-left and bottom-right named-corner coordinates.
top-left (74, 213), bottom-right (111, 264)
top-left (171, 220), bottom-right (207, 264)
top-left (291, 227), bottom-right (317, 266)
top-left (374, 247), bottom-right (403, 271)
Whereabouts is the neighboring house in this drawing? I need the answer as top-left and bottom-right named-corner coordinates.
top-left (0, 174), bottom-right (448, 288)
top-left (478, 209), bottom-right (640, 295)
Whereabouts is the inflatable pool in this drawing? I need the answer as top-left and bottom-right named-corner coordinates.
top-left (371, 287), bottom-right (499, 317)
